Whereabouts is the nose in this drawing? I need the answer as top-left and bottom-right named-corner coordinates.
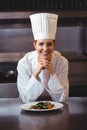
top-left (43, 44), bottom-right (48, 51)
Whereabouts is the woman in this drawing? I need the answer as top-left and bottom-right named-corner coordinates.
top-left (17, 13), bottom-right (69, 103)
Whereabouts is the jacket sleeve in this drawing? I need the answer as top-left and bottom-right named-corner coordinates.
top-left (47, 57), bottom-right (69, 102)
top-left (17, 60), bottom-right (44, 103)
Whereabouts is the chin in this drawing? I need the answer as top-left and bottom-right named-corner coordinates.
top-left (42, 55), bottom-right (48, 58)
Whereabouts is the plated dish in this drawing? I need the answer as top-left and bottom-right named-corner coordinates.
top-left (20, 101), bottom-right (63, 111)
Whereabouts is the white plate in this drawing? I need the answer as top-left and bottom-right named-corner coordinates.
top-left (20, 101), bottom-right (63, 111)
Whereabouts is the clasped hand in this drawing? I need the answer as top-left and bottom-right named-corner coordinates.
top-left (33, 58), bottom-right (54, 79)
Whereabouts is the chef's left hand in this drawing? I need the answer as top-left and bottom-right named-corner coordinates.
top-left (42, 58), bottom-right (55, 75)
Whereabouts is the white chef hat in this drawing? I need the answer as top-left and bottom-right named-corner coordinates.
top-left (30, 13), bottom-right (58, 40)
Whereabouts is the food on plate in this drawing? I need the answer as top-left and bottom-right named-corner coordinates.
top-left (30, 101), bottom-right (54, 109)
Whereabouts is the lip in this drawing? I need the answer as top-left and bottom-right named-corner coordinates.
top-left (42, 51), bottom-right (50, 55)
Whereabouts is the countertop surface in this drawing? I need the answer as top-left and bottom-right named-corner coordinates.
top-left (0, 97), bottom-right (87, 130)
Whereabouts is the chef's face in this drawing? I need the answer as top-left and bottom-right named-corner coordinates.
top-left (34, 39), bottom-right (55, 61)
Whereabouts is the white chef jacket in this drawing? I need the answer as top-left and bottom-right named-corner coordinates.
top-left (17, 50), bottom-right (69, 103)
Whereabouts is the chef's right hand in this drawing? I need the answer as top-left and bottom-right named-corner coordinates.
top-left (33, 59), bottom-right (45, 79)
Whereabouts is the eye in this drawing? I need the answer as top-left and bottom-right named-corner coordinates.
top-left (47, 42), bottom-right (53, 46)
top-left (38, 42), bottom-right (44, 46)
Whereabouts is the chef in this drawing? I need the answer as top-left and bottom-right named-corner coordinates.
top-left (17, 13), bottom-right (69, 103)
